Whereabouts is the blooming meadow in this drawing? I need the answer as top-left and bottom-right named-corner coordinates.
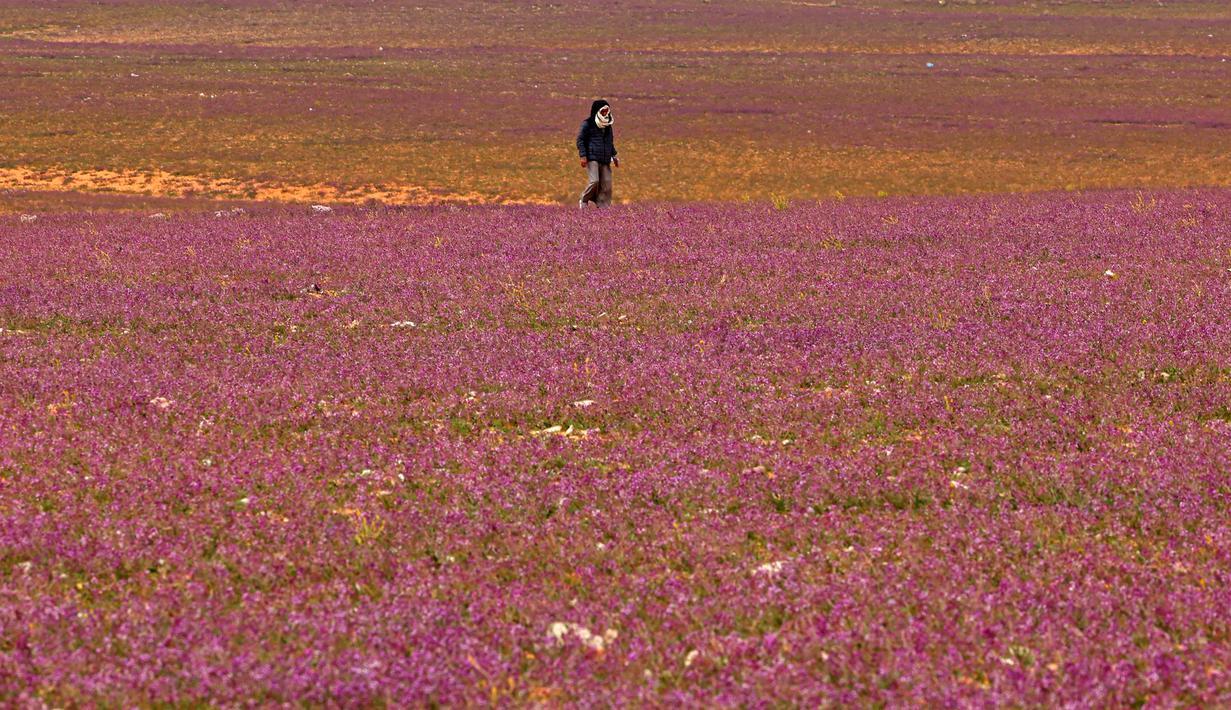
top-left (2, 191), bottom-right (1231, 704)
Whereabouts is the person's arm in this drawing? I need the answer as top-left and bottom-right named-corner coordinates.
top-left (576, 121), bottom-right (589, 166)
top-left (610, 127), bottom-right (619, 167)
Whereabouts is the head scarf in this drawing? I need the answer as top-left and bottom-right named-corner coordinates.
top-left (590, 99), bottom-right (613, 128)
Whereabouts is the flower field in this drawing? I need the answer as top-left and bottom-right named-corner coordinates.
top-left (2, 191), bottom-right (1230, 704)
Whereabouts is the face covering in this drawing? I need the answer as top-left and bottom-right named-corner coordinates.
top-left (595, 107), bottom-right (613, 128)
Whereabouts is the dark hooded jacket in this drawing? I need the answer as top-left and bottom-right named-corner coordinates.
top-left (576, 99), bottom-right (617, 163)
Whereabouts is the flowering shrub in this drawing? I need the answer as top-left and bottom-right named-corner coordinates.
top-left (2, 191), bottom-right (1230, 704)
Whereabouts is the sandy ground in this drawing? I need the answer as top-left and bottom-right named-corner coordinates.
top-left (0, 167), bottom-right (554, 213)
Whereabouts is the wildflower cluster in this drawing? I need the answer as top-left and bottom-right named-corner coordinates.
top-left (1, 191), bottom-right (1230, 704)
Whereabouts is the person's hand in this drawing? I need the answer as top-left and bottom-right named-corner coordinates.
top-left (612, 157), bottom-right (620, 168)
top-left (579, 158), bottom-right (588, 168)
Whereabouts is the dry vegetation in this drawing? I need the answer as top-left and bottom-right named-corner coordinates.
top-left (0, 0), bottom-right (1228, 210)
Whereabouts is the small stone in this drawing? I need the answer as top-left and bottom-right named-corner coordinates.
top-left (754, 560), bottom-right (786, 576)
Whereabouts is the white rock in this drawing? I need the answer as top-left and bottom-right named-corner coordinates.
top-left (311, 204), bottom-right (334, 214)
top-left (547, 622), bottom-right (615, 651)
top-left (754, 560), bottom-right (787, 576)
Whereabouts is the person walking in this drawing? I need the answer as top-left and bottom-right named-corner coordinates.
top-left (577, 99), bottom-right (619, 208)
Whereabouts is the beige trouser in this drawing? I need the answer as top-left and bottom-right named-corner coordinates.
top-left (579, 160), bottom-right (613, 207)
